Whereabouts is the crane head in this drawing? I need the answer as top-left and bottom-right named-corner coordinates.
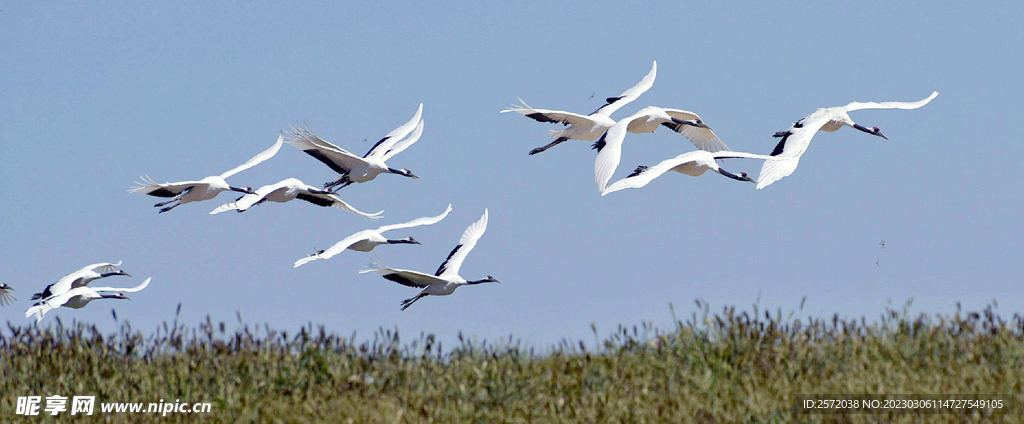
top-left (229, 186), bottom-right (256, 194)
top-left (390, 167), bottom-right (418, 179)
top-left (853, 123), bottom-right (889, 140)
top-left (872, 127), bottom-right (889, 140)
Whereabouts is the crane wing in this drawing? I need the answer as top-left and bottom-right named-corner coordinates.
top-left (602, 151), bottom-right (708, 195)
top-left (209, 202), bottom-right (240, 215)
top-left (661, 109), bottom-right (731, 152)
top-left (380, 119), bottom-right (424, 162)
top-left (593, 112), bottom-right (640, 193)
top-left (712, 151), bottom-right (774, 161)
top-left (208, 180), bottom-right (285, 214)
top-left (0, 285), bottom-right (15, 307)
top-left (360, 266), bottom-right (447, 288)
top-left (296, 193), bottom-right (383, 220)
top-left (756, 157), bottom-right (803, 190)
top-left (435, 209), bottom-right (488, 278)
top-left (843, 91), bottom-right (938, 112)
top-left (128, 176), bottom-right (203, 197)
top-left (25, 288), bottom-right (85, 323)
top-left (285, 124), bottom-right (368, 175)
top-left (754, 115), bottom-right (831, 189)
top-left (365, 103), bottom-right (423, 159)
top-left (293, 233), bottom-right (366, 268)
top-left (501, 99), bottom-right (600, 129)
top-left (88, 261), bottom-right (124, 275)
top-left (219, 132), bottom-right (285, 179)
top-left (593, 61), bottom-right (657, 117)
top-left (90, 277), bottom-right (151, 293)
top-left (376, 204), bottom-right (452, 233)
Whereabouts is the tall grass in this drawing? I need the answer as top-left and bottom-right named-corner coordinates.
top-left (2, 300), bottom-right (1022, 423)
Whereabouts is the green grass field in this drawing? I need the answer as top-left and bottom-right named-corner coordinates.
top-left (3, 300), bottom-right (1022, 423)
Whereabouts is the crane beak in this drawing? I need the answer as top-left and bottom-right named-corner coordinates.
top-left (876, 131), bottom-right (889, 140)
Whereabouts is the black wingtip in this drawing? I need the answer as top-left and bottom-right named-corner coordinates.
top-left (525, 113), bottom-right (559, 124)
top-left (627, 165), bottom-right (648, 178)
top-left (770, 134), bottom-right (790, 157)
top-left (592, 133), bottom-right (608, 152)
top-left (363, 136), bottom-right (390, 158)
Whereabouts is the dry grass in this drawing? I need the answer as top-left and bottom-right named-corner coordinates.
top-left (2, 300), bottom-right (1022, 423)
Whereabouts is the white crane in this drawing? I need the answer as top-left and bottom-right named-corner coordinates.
top-left (593, 106), bottom-right (723, 193)
top-left (602, 150), bottom-right (772, 195)
top-left (0, 283), bottom-right (15, 306)
top-left (360, 209), bottom-right (500, 311)
top-left (501, 61), bottom-right (658, 155)
top-left (209, 177), bottom-right (383, 219)
top-left (26, 278), bottom-right (151, 323)
top-left (295, 204), bottom-right (452, 268)
top-left (130, 133), bottom-right (284, 213)
top-left (287, 104), bottom-right (423, 191)
top-left (31, 261), bottom-right (131, 301)
top-left (757, 91), bottom-right (939, 189)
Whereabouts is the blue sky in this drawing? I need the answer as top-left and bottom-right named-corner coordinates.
top-left (1, 1), bottom-right (1021, 347)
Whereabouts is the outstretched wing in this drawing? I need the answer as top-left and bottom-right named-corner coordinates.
top-left (843, 91), bottom-right (938, 112)
top-left (128, 176), bottom-right (201, 197)
top-left (285, 124), bottom-right (368, 175)
top-left (25, 288), bottom-right (83, 323)
top-left (435, 209), bottom-right (488, 278)
top-left (0, 285), bottom-right (15, 307)
top-left (381, 119), bottom-right (424, 162)
top-left (376, 204), bottom-right (452, 233)
top-left (219, 132), bottom-right (285, 179)
top-left (756, 157), bottom-right (802, 190)
top-left (593, 111), bottom-right (644, 193)
top-left (602, 151), bottom-right (707, 195)
top-left (365, 103), bottom-right (423, 159)
top-left (360, 266), bottom-right (447, 288)
top-left (603, 150), bottom-right (773, 195)
top-left (90, 277), bottom-right (151, 293)
top-left (593, 61), bottom-right (657, 117)
top-left (501, 99), bottom-right (600, 129)
top-left (209, 202), bottom-right (240, 215)
top-left (209, 181), bottom-right (285, 214)
top-left (293, 233), bottom-right (366, 268)
top-left (88, 261), bottom-right (124, 275)
top-left (661, 108), bottom-right (731, 152)
top-left (712, 151), bottom-right (774, 161)
top-left (755, 116), bottom-right (832, 190)
top-left (296, 193), bottom-right (384, 220)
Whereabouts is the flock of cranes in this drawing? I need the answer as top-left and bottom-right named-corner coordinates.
top-left (505, 60), bottom-right (937, 195)
top-left (1, 60), bottom-right (937, 323)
